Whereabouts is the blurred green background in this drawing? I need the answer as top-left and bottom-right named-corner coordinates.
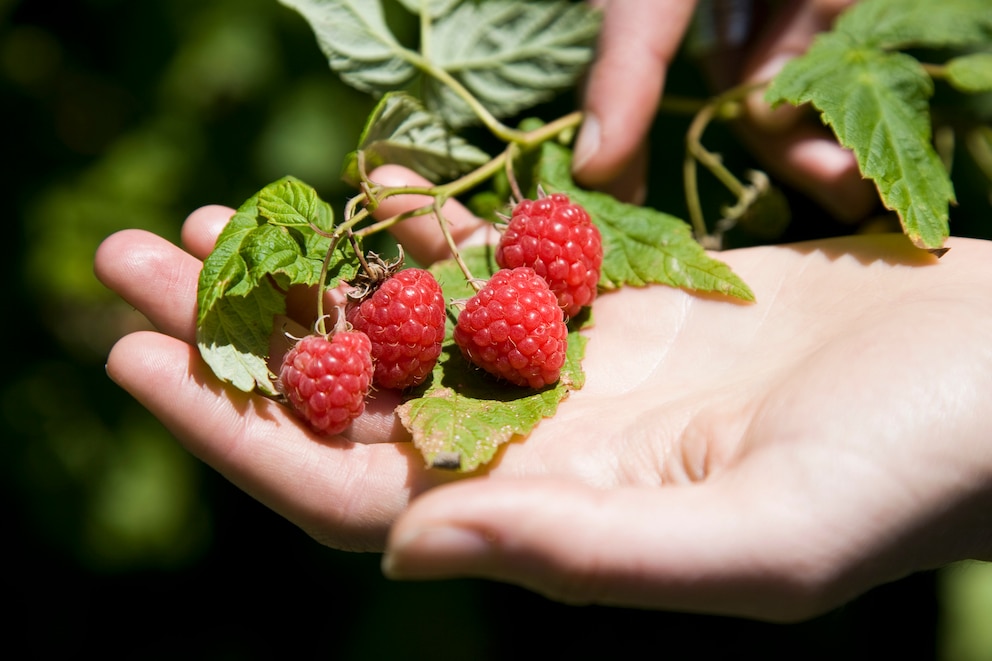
top-left (3, 0), bottom-right (991, 658)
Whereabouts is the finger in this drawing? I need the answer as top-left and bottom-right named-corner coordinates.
top-left (573, 0), bottom-right (699, 188)
top-left (735, 122), bottom-right (879, 223)
top-left (369, 165), bottom-right (496, 265)
top-left (94, 229), bottom-right (201, 342)
top-left (596, 142), bottom-right (649, 205)
top-left (106, 330), bottom-right (436, 551)
top-left (383, 475), bottom-right (858, 621)
top-left (181, 204), bottom-right (235, 259)
top-left (740, 0), bottom-right (855, 131)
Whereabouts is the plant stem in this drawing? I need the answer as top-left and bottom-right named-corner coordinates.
top-left (405, 50), bottom-right (527, 144)
top-left (433, 197), bottom-right (480, 290)
top-left (684, 80), bottom-right (767, 246)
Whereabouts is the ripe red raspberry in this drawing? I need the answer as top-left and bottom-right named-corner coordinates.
top-left (346, 267), bottom-right (446, 390)
top-left (276, 331), bottom-right (373, 435)
top-left (453, 267), bottom-right (567, 389)
top-left (495, 192), bottom-right (602, 318)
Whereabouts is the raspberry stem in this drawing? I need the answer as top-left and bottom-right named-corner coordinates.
top-left (433, 197), bottom-right (481, 291)
top-left (684, 79), bottom-right (770, 249)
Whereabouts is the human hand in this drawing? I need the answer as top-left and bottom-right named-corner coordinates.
top-left (574, 0), bottom-right (878, 221)
top-left (95, 170), bottom-right (992, 620)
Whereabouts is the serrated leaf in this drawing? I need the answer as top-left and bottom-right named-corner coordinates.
top-left (767, 35), bottom-right (955, 249)
top-left (536, 142), bottom-right (755, 300)
top-left (423, 0), bottom-right (600, 126)
top-left (395, 0), bottom-right (462, 19)
top-left (833, 0), bottom-right (992, 50)
top-left (278, 0), bottom-right (416, 94)
top-left (397, 247), bottom-right (587, 472)
top-left (196, 177), bottom-right (357, 394)
top-left (284, 0), bottom-right (599, 128)
top-left (946, 53), bottom-right (992, 93)
top-left (341, 92), bottom-right (489, 186)
top-left (197, 281), bottom-right (285, 396)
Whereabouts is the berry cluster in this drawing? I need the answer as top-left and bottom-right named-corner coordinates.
top-left (453, 192), bottom-right (601, 388)
top-left (278, 262), bottom-right (446, 436)
top-left (277, 192), bottom-right (601, 433)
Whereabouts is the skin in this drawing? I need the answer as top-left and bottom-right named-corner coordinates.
top-left (94, 168), bottom-right (992, 621)
top-left (574, 0), bottom-right (878, 220)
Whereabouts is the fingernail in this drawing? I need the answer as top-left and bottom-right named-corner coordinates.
top-left (382, 525), bottom-right (492, 579)
top-left (572, 113), bottom-right (600, 172)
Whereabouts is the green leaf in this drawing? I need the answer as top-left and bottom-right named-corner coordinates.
top-left (946, 53), bottom-right (992, 93)
top-left (341, 92), bottom-right (490, 186)
top-left (395, 0), bottom-right (462, 19)
top-left (278, 0), bottom-right (416, 94)
top-left (196, 177), bottom-right (357, 394)
top-left (766, 36), bottom-right (954, 249)
top-left (197, 281), bottom-right (286, 396)
top-left (832, 0), bottom-right (992, 50)
top-left (536, 142), bottom-right (755, 300)
top-left (763, 0), bottom-right (992, 249)
top-left (423, 0), bottom-right (600, 126)
top-left (397, 247), bottom-right (587, 472)
top-left (284, 0), bottom-right (599, 128)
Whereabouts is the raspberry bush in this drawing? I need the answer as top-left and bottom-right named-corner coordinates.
top-left (195, 0), bottom-right (992, 470)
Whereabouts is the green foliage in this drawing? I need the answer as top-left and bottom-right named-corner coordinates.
top-left (279, 0), bottom-right (600, 127)
top-left (418, 0), bottom-right (601, 126)
top-left (946, 54), bottom-right (992, 93)
top-left (341, 91), bottom-right (490, 186)
top-left (195, 0), bottom-right (990, 472)
top-left (196, 177), bottom-right (356, 395)
top-left (537, 142), bottom-right (755, 300)
top-left (765, 0), bottom-right (992, 249)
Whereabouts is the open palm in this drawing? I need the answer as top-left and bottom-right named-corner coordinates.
top-left (96, 193), bottom-right (992, 620)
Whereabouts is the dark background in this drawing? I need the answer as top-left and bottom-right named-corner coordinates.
top-left (3, 0), bottom-right (990, 658)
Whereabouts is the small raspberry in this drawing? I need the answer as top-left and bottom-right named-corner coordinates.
top-left (453, 267), bottom-right (567, 389)
top-left (347, 267), bottom-right (446, 390)
top-left (276, 331), bottom-right (373, 435)
top-left (495, 192), bottom-right (603, 318)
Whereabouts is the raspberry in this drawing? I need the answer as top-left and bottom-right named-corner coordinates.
top-left (453, 267), bottom-right (567, 389)
top-left (495, 192), bottom-right (602, 318)
top-left (346, 267), bottom-right (446, 390)
top-left (276, 331), bottom-right (373, 435)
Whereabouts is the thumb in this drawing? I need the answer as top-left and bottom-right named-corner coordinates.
top-left (382, 476), bottom-right (843, 621)
top-left (573, 0), bottom-right (698, 189)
